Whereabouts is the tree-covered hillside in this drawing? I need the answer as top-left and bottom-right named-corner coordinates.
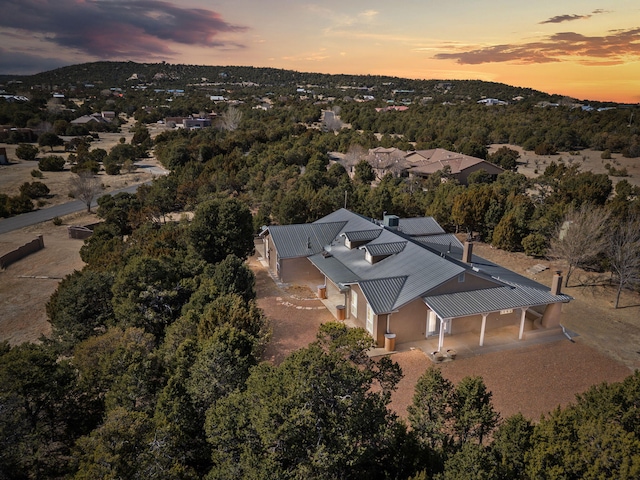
top-left (3, 61), bottom-right (558, 104)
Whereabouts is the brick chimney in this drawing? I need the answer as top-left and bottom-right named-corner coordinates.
top-left (462, 241), bottom-right (473, 263)
top-left (551, 270), bottom-right (563, 295)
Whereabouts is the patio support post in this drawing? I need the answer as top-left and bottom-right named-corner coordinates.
top-left (438, 317), bottom-right (446, 351)
top-left (518, 307), bottom-right (528, 340)
top-left (479, 313), bottom-right (488, 346)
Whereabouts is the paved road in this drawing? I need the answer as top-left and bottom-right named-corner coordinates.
top-left (0, 161), bottom-right (169, 235)
top-left (0, 183), bottom-right (144, 235)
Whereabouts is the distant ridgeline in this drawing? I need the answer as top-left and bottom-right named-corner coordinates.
top-left (1, 60), bottom-right (567, 105)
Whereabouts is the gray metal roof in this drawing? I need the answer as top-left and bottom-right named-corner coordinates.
top-left (323, 227), bottom-right (466, 313)
top-left (397, 217), bottom-right (445, 236)
top-left (267, 221), bottom-right (346, 259)
top-left (268, 208), bottom-right (571, 317)
top-left (343, 229), bottom-right (382, 243)
top-left (413, 233), bottom-right (464, 255)
top-left (308, 252), bottom-right (361, 284)
top-left (450, 250), bottom-right (551, 291)
top-left (359, 276), bottom-right (407, 314)
top-left (361, 241), bottom-right (407, 257)
top-left (424, 283), bottom-right (572, 319)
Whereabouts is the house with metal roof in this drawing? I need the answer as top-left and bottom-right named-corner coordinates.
top-left (261, 209), bottom-right (571, 351)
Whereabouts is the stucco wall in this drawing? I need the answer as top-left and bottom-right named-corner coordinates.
top-left (541, 302), bottom-right (563, 328)
top-left (387, 298), bottom-right (430, 343)
top-left (457, 163), bottom-right (503, 185)
top-left (427, 272), bottom-right (498, 295)
top-left (279, 257), bottom-right (324, 284)
top-left (450, 310), bottom-right (520, 334)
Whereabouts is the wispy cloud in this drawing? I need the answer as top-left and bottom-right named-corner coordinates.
top-left (307, 5), bottom-right (380, 34)
top-left (0, 0), bottom-right (247, 59)
top-left (434, 27), bottom-right (640, 65)
top-left (540, 9), bottom-right (609, 24)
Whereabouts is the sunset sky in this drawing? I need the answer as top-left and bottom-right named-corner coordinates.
top-left (1, 0), bottom-right (639, 103)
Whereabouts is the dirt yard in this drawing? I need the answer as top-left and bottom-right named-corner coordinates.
top-left (0, 119), bottom-right (165, 208)
top-left (489, 144), bottom-right (640, 189)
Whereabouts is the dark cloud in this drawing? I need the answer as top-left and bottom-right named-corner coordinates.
top-left (540, 9), bottom-right (610, 24)
top-left (434, 28), bottom-right (640, 65)
top-left (540, 14), bottom-right (591, 24)
top-left (0, 47), bottom-right (73, 75)
top-left (0, 0), bottom-right (247, 59)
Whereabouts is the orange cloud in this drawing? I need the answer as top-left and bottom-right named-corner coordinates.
top-left (434, 28), bottom-right (640, 65)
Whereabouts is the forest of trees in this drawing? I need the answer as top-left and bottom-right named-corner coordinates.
top-left (2, 190), bottom-right (639, 477)
top-left (1, 62), bottom-right (640, 478)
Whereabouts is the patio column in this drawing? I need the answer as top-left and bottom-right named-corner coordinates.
top-left (438, 317), bottom-right (446, 351)
top-left (518, 307), bottom-right (529, 340)
top-left (479, 313), bottom-right (489, 346)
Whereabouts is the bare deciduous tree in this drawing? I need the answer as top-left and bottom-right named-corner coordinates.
top-left (322, 109), bottom-right (344, 132)
top-left (341, 144), bottom-right (367, 175)
top-left (548, 205), bottom-right (611, 287)
top-left (69, 171), bottom-right (102, 213)
top-left (608, 215), bottom-right (640, 308)
top-left (220, 106), bottom-right (242, 131)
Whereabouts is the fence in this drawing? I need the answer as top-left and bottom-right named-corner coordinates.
top-left (0, 235), bottom-right (44, 269)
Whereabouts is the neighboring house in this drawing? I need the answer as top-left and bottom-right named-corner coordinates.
top-left (1, 94), bottom-right (29, 102)
top-left (341, 147), bottom-right (504, 184)
top-left (405, 148), bottom-right (504, 184)
top-left (261, 209), bottom-right (571, 352)
top-left (70, 114), bottom-right (110, 125)
top-left (165, 116), bottom-right (212, 130)
top-left (164, 117), bottom-right (185, 128)
top-left (477, 98), bottom-right (508, 106)
top-left (183, 117), bottom-right (212, 129)
top-left (365, 147), bottom-right (408, 179)
top-left (375, 105), bottom-right (409, 112)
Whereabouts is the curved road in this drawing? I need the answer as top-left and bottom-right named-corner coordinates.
top-left (0, 164), bottom-right (168, 235)
top-left (0, 184), bottom-right (143, 235)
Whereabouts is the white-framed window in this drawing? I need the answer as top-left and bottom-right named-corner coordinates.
top-left (366, 304), bottom-right (374, 335)
top-left (350, 289), bottom-right (358, 319)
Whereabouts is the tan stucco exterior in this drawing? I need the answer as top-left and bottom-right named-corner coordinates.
top-left (386, 298), bottom-right (429, 343)
top-left (541, 302), bottom-right (563, 328)
top-left (427, 272), bottom-right (498, 295)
